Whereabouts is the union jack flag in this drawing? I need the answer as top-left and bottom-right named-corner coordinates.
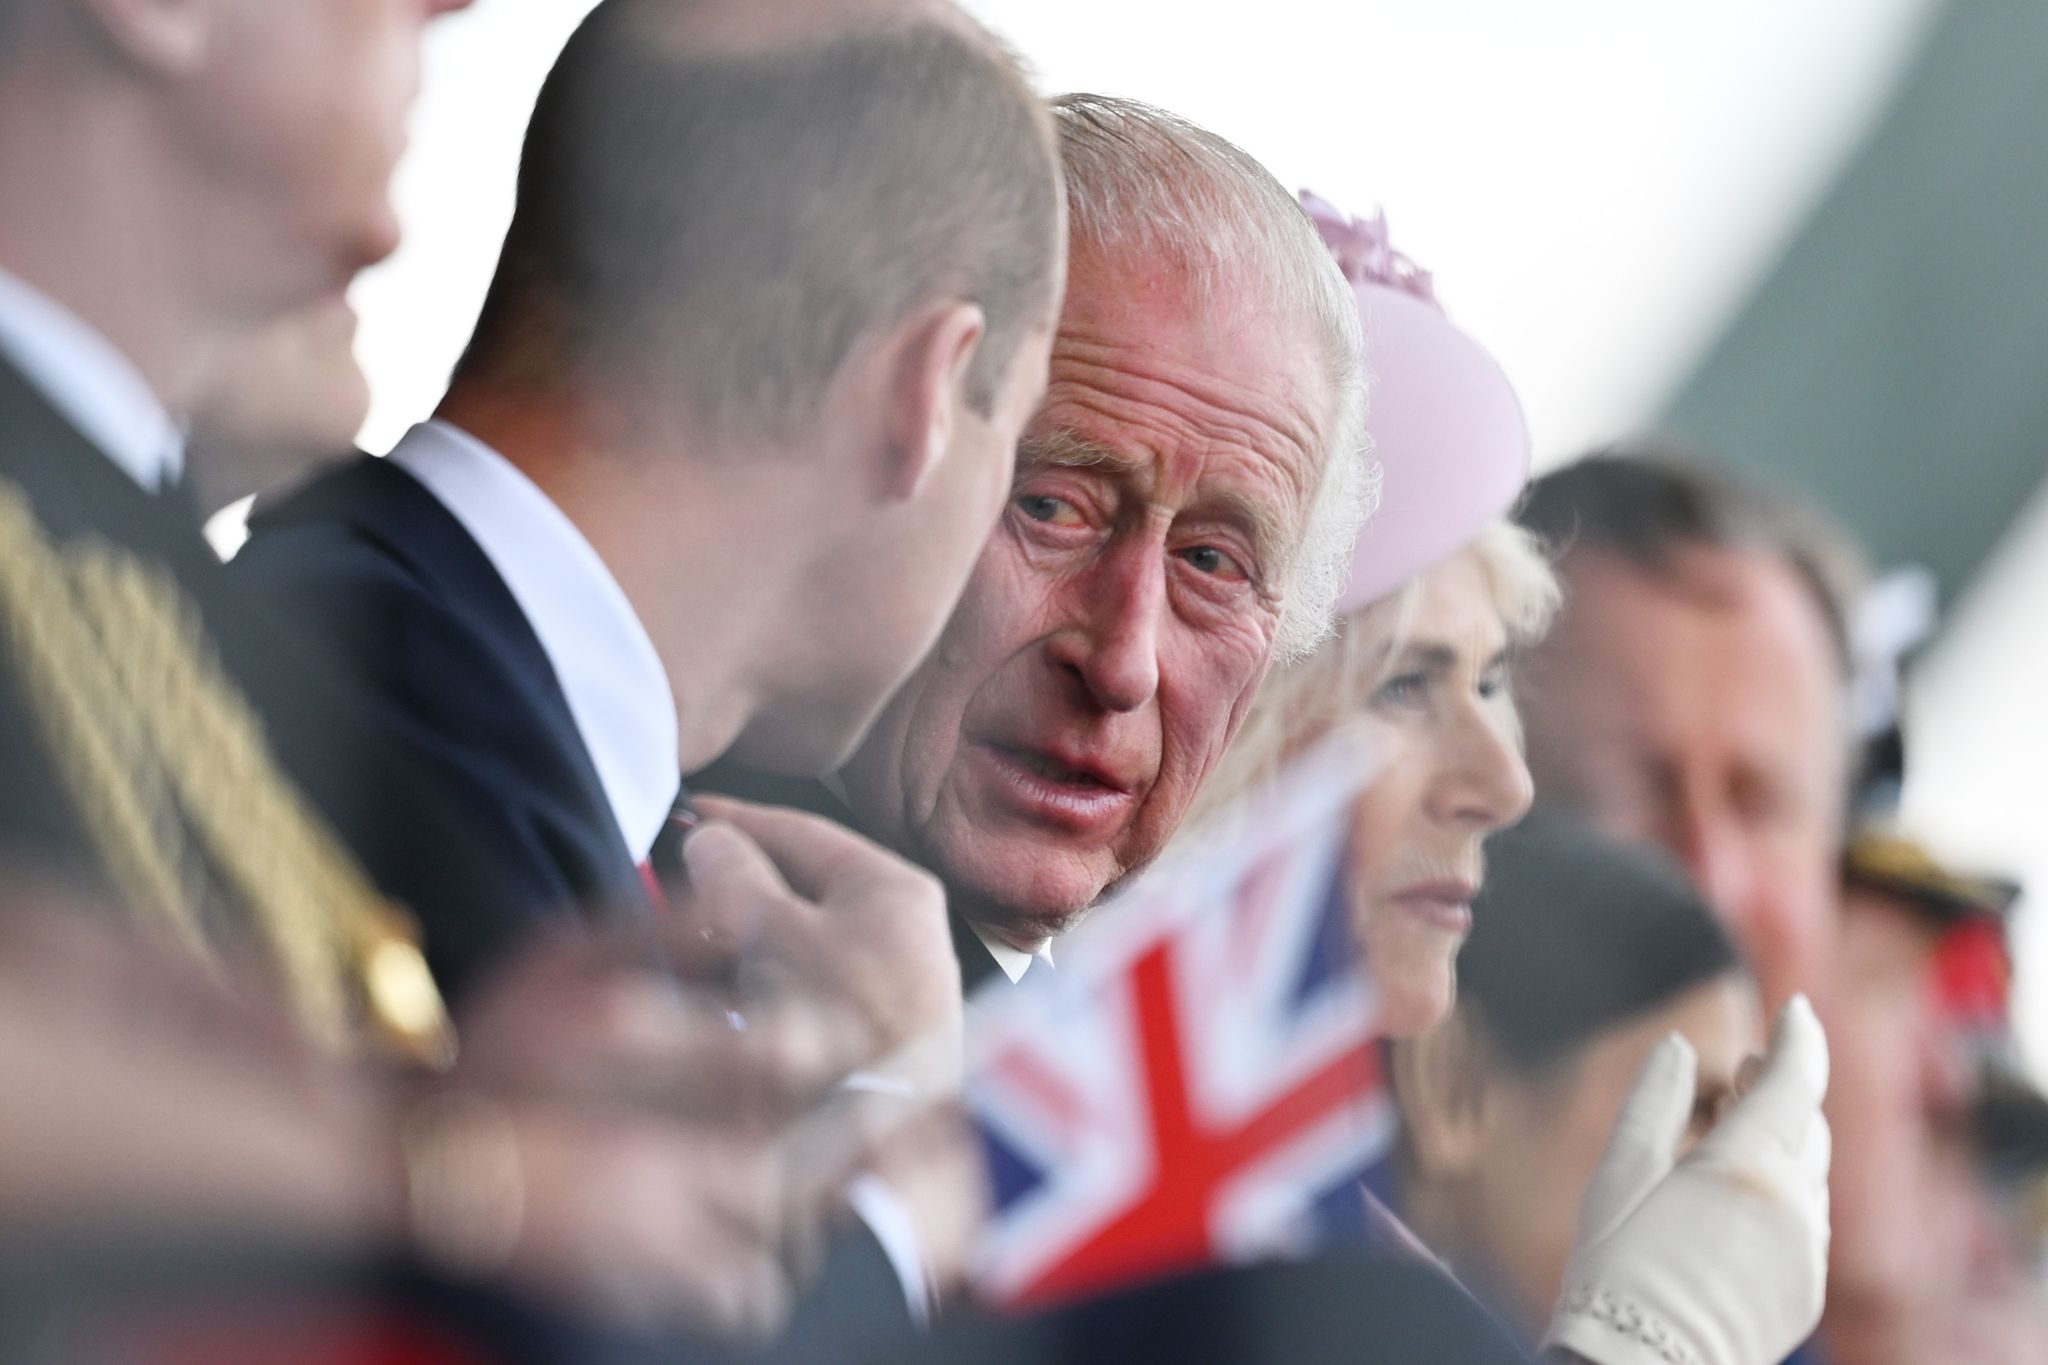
top-left (965, 733), bottom-right (1393, 1308)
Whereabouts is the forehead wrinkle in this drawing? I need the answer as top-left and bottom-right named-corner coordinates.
top-left (1049, 331), bottom-right (1326, 470)
top-left (1041, 382), bottom-right (1317, 528)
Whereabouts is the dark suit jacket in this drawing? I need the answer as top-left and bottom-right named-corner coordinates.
top-left (0, 359), bottom-right (523, 980)
top-left (236, 453), bottom-right (920, 1361)
top-left (235, 454), bottom-right (653, 1002)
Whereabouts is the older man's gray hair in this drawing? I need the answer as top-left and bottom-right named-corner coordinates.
top-left (1051, 93), bottom-right (1372, 660)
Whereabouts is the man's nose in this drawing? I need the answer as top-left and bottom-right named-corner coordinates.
top-left (1044, 539), bottom-right (1164, 713)
top-left (1670, 804), bottom-right (1760, 937)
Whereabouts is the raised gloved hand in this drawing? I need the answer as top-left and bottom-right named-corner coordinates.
top-left (1543, 994), bottom-right (1832, 1365)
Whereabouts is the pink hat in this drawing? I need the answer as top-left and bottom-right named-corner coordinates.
top-left (1302, 192), bottom-right (1531, 613)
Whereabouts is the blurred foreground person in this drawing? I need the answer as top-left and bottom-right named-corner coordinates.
top-left (190, 296), bottom-right (373, 516)
top-left (0, 0), bottom-right (922, 1348)
top-left (1388, 816), bottom-right (1762, 1346)
top-left (1177, 199), bottom-right (1831, 1365)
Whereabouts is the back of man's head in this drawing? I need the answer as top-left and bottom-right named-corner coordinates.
top-left (1047, 93), bottom-right (1369, 661)
top-left (1517, 448), bottom-right (1865, 676)
top-left (454, 0), bottom-right (1061, 451)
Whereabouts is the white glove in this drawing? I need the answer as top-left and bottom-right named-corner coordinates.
top-left (1543, 995), bottom-right (1832, 1365)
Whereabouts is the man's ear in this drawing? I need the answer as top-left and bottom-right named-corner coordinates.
top-left (880, 299), bottom-right (987, 502)
top-left (75, 0), bottom-right (216, 76)
top-left (1388, 1012), bottom-right (1493, 1182)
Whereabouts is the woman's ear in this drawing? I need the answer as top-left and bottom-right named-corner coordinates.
top-left (879, 299), bottom-right (986, 502)
top-left (1389, 1011), bottom-right (1494, 1182)
top-left (75, 0), bottom-right (216, 77)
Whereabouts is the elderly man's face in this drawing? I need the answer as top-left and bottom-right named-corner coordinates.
top-left (840, 243), bottom-right (1333, 947)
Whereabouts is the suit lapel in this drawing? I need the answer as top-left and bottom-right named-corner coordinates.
top-left (248, 457), bottom-right (643, 904)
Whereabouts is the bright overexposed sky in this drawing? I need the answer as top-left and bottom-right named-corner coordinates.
top-left (354, 0), bottom-right (2048, 1059)
top-left (360, 0), bottom-right (1941, 464)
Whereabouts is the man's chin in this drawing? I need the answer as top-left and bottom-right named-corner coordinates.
top-left (966, 899), bottom-right (1094, 956)
top-left (938, 848), bottom-right (1107, 947)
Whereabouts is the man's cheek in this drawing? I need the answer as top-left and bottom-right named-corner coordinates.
top-left (949, 551), bottom-right (1063, 654)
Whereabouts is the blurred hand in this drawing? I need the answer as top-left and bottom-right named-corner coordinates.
top-left (1543, 995), bottom-right (1832, 1365)
top-left (854, 1098), bottom-right (990, 1306)
top-left (685, 795), bottom-right (964, 1082)
top-left (0, 889), bottom-right (385, 1237)
top-left (440, 826), bottom-right (942, 1342)
top-left (401, 1090), bottom-right (809, 1338)
top-left (454, 919), bottom-right (869, 1121)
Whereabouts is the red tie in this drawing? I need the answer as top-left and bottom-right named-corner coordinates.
top-left (638, 800), bottom-right (700, 912)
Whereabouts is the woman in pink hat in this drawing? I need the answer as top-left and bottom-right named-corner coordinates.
top-left (1182, 196), bottom-right (1832, 1365)
top-left (1191, 193), bottom-right (1550, 1040)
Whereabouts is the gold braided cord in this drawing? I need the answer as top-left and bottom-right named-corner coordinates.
top-left (0, 486), bottom-right (210, 959)
top-left (0, 480), bottom-right (455, 1067)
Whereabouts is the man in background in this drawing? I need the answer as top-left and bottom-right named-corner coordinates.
top-left (1514, 449), bottom-right (2048, 1365)
top-left (1515, 451), bottom-right (1862, 1014)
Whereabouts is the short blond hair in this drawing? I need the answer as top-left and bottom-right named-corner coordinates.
top-left (1189, 521), bottom-right (1560, 825)
top-left (457, 1), bottom-right (1063, 448)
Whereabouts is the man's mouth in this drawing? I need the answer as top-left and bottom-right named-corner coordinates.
top-left (971, 741), bottom-right (1142, 835)
top-left (1000, 745), bottom-right (1130, 792)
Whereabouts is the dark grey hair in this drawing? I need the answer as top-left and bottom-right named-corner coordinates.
top-left (1517, 447), bottom-right (1866, 676)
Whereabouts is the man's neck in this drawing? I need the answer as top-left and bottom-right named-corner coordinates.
top-left (0, 81), bottom-right (224, 417)
top-left (436, 385), bottom-right (821, 773)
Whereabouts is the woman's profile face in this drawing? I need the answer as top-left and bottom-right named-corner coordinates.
top-left (1348, 552), bottom-right (1535, 1038)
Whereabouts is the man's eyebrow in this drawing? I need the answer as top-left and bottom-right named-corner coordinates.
top-left (1016, 429), bottom-right (1145, 475)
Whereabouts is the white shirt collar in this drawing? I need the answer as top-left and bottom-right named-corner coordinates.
top-left (389, 420), bottom-right (680, 860)
top-left (974, 924), bottom-right (1054, 984)
top-left (0, 265), bottom-right (184, 492)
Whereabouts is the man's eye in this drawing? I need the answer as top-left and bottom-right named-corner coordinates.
top-left (1177, 545), bottom-right (1244, 578)
top-left (1477, 662), bottom-right (1511, 701)
top-left (1016, 493), bottom-right (1077, 525)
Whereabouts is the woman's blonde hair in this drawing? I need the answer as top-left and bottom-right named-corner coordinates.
top-left (1188, 520), bottom-right (1562, 827)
